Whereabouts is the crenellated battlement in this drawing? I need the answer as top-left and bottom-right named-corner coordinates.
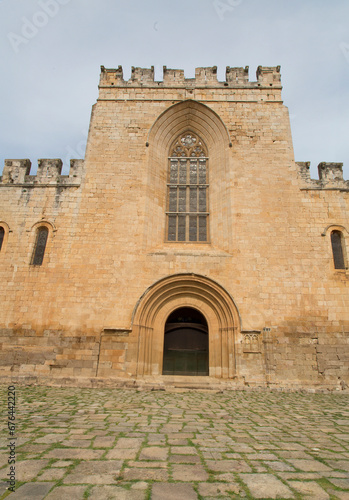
top-left (0, 159), bottom-right (83, 187)
top-left (256, 65), bottom-right (281, 85)
top-left (226, 66), bottom-right (249, 85)
top-left (99, 65), bottom-right (282, 88)
top-left (297, 162), bottom-right (349, 190)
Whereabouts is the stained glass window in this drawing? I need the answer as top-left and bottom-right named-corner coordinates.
top-left (32, 226), bottom-right (49, 266)
top-left (331, 231), bottom-right (346, 269)
top-left (167, 133), bottom-right (208, 242)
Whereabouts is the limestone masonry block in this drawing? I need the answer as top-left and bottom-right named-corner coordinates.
top-left (37, 159), bottom-right (63, 183)
top-left (163, 66), bottom-right (185, 86)
top-left (256, 65), bottom-right (281, 85)
top-left (2, 159), bottom-right (31, 183)
top-left (226, 66), bottom-right (249, 84)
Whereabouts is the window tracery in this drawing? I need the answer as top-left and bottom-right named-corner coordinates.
top-left (167, 132), bottom-right (208, 242)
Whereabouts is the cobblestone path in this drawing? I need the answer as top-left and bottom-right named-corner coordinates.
top-left (1, 385), bottom-right (349, 499)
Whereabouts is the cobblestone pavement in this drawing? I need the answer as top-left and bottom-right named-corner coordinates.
top-left (1, 385), bottom-right (349, 499)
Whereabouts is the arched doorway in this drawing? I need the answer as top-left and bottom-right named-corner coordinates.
top-left (163, 307), bottom-right (209, 376)
top-left (132, 274), bottom-right (240, 379)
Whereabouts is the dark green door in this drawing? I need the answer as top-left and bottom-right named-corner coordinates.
top-left (162, 308), bottom-right (209, 376)
top-left (163, 349), bottom-right (208, 376)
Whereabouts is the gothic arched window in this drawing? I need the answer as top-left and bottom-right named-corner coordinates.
top-left (167, 132), bottom-right (208, 242)
top-left (31, 226), bottom-right (49, 266)
top-left (0, 227), bottom-right (4, 252)
top-left (331, 230), bottom-right (346, 269)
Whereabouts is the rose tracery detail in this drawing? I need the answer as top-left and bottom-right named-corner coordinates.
top-left (171, 133), bottom-right (206, 158)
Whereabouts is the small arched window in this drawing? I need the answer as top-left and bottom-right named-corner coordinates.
top-left (331, 230), bottom-right (346, 269)
top-left (31, 226), bottom-right (49, 266)
top-left (0, 227), bottom-right (4, 252)
top-left (166, 132), bottom-right (208, 242)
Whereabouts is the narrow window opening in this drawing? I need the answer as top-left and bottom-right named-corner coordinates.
top-left (32, 226), bottom-right (49, 266)
top-left (166, 132), bottom-right (208, 242)
top-left (0, 227), bottom-right (4, 252)
top-left (331, 230), bottom-right (346, 269)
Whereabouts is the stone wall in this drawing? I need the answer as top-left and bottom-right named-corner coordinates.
top-left (0, 65), bottom-right (348, 389)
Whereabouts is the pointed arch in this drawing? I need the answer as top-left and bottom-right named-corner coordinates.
top-left (143, 100), bottom-right (233, 251)
top-left (146, 99), bottom-right (231, 150)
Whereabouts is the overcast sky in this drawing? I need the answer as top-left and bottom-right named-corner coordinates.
top-left (0, 0), bottom-right (348, 179)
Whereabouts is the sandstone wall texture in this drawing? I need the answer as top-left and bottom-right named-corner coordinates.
top-left (0, 65), bottom-right (348, 389)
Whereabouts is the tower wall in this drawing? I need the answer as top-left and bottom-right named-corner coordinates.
top-left (0, 66), bottom-right (348, 389)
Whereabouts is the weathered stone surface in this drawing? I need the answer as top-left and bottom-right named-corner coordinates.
top-left (90, 485), bottom-right (147, 500)
top-left (172, 464), bottom-right (209, 481)
top-left (93, 436), bottom-right (116, 448)
top-left (34, 435), bottom-right (66, 444)
top-left (6, 482), bottom-right (55, 500)
top-left (0, 481), bottom-right (9, 496)
top-left (51, 460), bottom-right (74, 467)
top-left (170, 446), bottom-right (198, 455)
top-left (152, 483), bottom-right (198, 500)
top-left (63, 460), bottom-right (122, 484)
top-left (16, 460), bottom-right (50, 481)
top-left (38, 468), bottom-right (66, 480)
top-left (264, 460), bottom-right (296, 471)
top-left (1, 385), bottom-right (349, 500)
top-left (286, 459), bottom-right (332, 472)
top-left (328, 492), bottom-right (349, 500)
top-left (289, 481), bottom-right (330, 499)
top-left (61, 439), bottom-right (92, 448)
top-left (206, 459), bottom-right (252, 473)
top-left (240, 473), bottom-right (294, 498)
top-left (325, 460), bottom-right (349, 471)
top-left (169, 454), bottom-right (201, 463)
top-left (328, 477), bottom-right (349, 488)
top-left (122, 468), bottom-right (169, 481)
top-left (45, 485), bottom-right (88, 500)
top-left (139, 446), bottom-right (168, 461)
top-left (115, 438), bottom-right (144, 448)
top-left (198, 482), bottom-right (242, 497)
top-left (45, 449), bottom-right (104, 459)
top-left (106, 448), bottom-right (138, 459)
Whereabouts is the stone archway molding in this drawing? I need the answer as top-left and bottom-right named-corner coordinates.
top-left (132, 274), bottom-right (241, 379)
top-left (143, 99), bottom-right (234, 252)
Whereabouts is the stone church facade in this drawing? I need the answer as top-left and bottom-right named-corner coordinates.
top-left (0, 65), bottom-right (348, 389)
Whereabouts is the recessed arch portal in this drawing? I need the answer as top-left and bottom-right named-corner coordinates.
top-left (144, 100), bottom-right (233, 251)
top-left (132, 274), bottom-right (240, 378)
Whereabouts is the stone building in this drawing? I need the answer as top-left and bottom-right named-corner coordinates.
top-left (0, 65), bottom-right (348, 389)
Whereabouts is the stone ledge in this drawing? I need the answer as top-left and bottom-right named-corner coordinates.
top-left (1, 374), bottom-right (348, 393)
